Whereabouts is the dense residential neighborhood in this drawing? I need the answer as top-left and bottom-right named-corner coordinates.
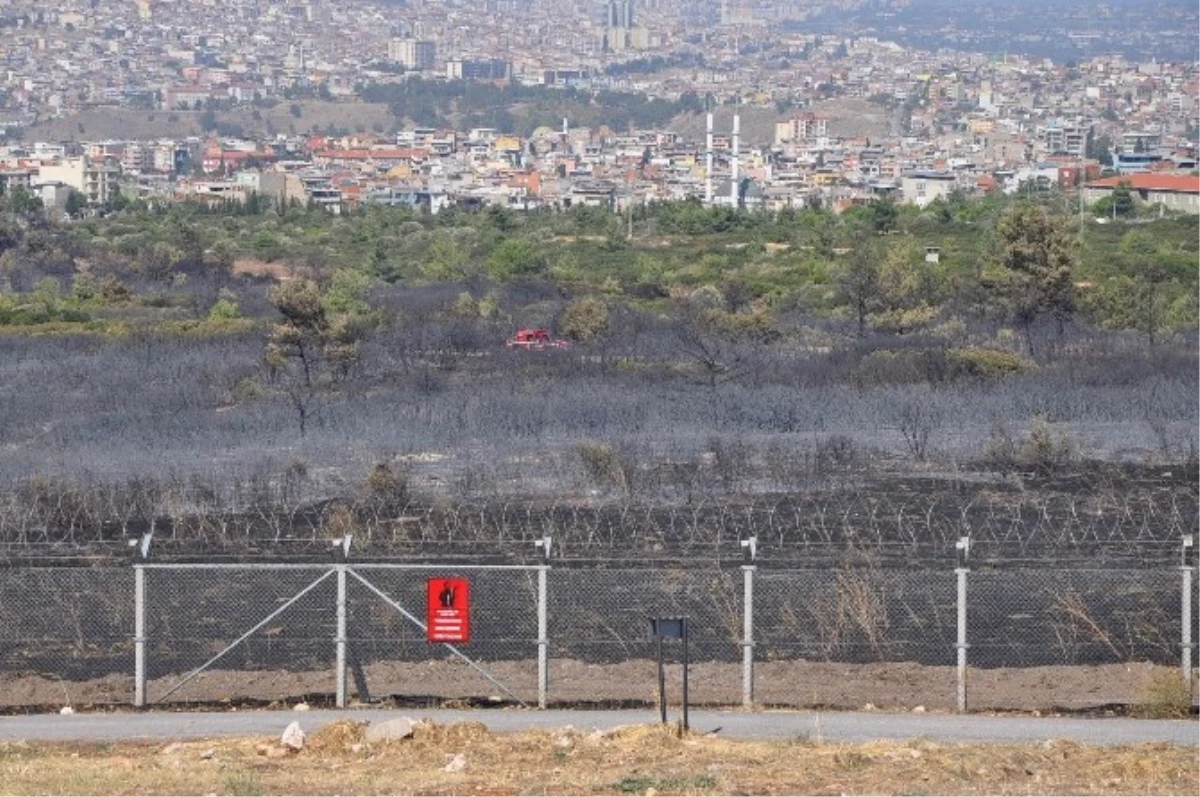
top-left (0, 0), bottom-right (1197, 217)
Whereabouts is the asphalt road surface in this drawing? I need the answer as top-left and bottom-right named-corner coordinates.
top-left (0, 709), bottom-right (1195, 747)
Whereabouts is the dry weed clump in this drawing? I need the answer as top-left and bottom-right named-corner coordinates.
top-left (410, 719), bottom-right (492, 747)
top-left (303, 718), bottom-right (366, 754)
top-left (1133, 669), bottom-right (1193, 719)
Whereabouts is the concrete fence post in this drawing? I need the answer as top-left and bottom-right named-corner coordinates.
top-left (536, 536), bottom-right (552, 710)
top-left (955, 536), bottom-right (971, 714)
top-left (741, 564), bottom-right (756, 709)
top-left (132, 533), bottom-right (152, 708)
top-left (336, 564), bottom-right (347, 709)
top-left (1182, 535), bottom-right (1195, 695)
top-left (537, 564), bottom-right (549, 709)
top-left (740, 536), bottom-right (757, 709)
top-left (134, 564), bottom-right (146, 708)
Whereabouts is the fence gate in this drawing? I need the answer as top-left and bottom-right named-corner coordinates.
top-left (135, 563), bottom-right (546, 708)
top-left (139, 564), bottom-right (336, 706)
top-left (345, 564), bottom-right (545, 708)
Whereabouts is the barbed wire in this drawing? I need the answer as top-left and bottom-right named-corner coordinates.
top-left (0, 487), bottom-right (1192, 566)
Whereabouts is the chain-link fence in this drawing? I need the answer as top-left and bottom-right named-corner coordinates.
top-left (0, 553), bottom-right (1195, 713)
top-left (0, 567), bottom-right (132, 707)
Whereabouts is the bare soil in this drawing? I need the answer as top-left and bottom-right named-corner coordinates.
top-left (2, 659), bottom-right (1187, 714)
top-left (0, 719), bottom-right (1194, 796)
top-left (22, 101), bottom-right (395, 142)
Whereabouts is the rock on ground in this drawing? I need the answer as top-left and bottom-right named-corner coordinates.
top-left (365, 717), bottom-right (419, 743)
top-left (281, 721), bottom-right (305, 751)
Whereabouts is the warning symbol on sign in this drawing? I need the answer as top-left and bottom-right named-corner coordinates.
top-left (427, 577), bottom-right (471, 643)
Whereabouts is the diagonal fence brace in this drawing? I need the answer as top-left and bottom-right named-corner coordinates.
top-left (349, 568), bottom-right (527, 708)
top-left (154, 569), bottom-right (335, 704)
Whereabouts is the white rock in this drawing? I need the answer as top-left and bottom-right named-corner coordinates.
top-left (59, 706), bottom-right (74, 715)
top-left (912, 705), bottom-right (926, 714)
top-left (365, 717), bottom-right (419, 743)
top-left (862, 703), bottom-right (876, 711)
top-left (293, 702), bottom-right (310, 712)
top-left (280, 721), bottom-right (305, 751)
top-left (199, 748), bottom-right (215, 760)
top-left (444, 753), bottom-right (466, 773)
top-left (160, 742), bottom-right (183, 755)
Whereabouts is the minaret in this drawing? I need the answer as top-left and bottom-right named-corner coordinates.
top-left (730, 111), bottom-right (740, 208)
top-left (704, 111), bottom-right (713, 205)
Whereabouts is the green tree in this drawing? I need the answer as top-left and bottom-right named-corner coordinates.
top-left (324, 269), bottom-right (372, 316)
top-left (868, 196), bottom-right (898, 233)
top-left (1117, 229), bottom-right (1169, 344)
top-left (983, 204), bottom-right (1077, 355)
top-left (868, 240), bottom-right (938, 334)
top-left (64, 190), bottom-right (87, 219)
top-left (485, 237), bottom-right (546, 280)
top-left (559, 297), bottom-right (610, 342)
top-left (265, 279), bottom-right (366, 434)
top-left (207, 288), bottom-right (241, 321)
top-left (1111, 181), bottom-right (1136, 217)
top-left (1086, 132), bottom-right (1113, 165)
top-left (5, 186), bottom-right (43, 217)
top-left (836, 240), bottom-right (883, 338)
top-left (1093, 181), bottom-right (1136, 218)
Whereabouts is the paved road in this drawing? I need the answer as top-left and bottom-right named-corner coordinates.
top-left (1, 709), bottom-right (1195, 747)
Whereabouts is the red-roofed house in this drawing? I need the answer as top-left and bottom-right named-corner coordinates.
top-left (1082, 173), bottom-right (1200, 215)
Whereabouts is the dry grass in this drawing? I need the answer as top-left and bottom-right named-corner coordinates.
top-left (0, 720), bottom-right (1195, 796)
top-left (1134, 670), bottom-right (1195, 719)
top-left (23, 102), bottom-right (396, 141)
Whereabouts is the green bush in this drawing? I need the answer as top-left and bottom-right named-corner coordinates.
top-left (560, 297), bottom-right (609, 342)
top-left (945, 347), bottom-right (1034, 378)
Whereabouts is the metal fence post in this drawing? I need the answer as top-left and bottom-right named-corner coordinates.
top-left (134, 564), bottom-right (146, 708)
top-left (335, 534), bottom-right (352, 709)
top-left (336, 563), bottom-right (347, 708)
top-left (955, 537), bottom-right (970, 714)
top-left (536, 536), bottom-right (552, 710)
top-left (740, 536), bottom-right (757, 709)
top-left (1182, 536), bottom-right (1195, 693)
top-left (133, 532), bottom-right (152, 708)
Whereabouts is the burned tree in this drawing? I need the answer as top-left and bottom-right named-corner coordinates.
top-left (264, 279), bottom-right (366, 434)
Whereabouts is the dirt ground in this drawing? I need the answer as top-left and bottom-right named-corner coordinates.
top-left (22, 101), bottom-right (395, 142)
top-left (0, 719), bottom-right (1195, 796)
top-left (2, 659), bottom-right (1190, 714)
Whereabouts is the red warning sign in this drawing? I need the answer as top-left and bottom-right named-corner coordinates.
top-left (427, 577), bottom-right (471, 643)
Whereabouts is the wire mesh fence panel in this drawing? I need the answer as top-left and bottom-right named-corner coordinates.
top-left (969, 569), bottom-right (1182, 669)
top-left (548, 568), bottom-right (743, 705)
top-left (346, 566), bottom-right (540, 704)
top-left (962, 568), bottom-right (1193, 710)
top-left (144, 566), bottom-right (336, 704)
top-left (0, 568), bottom-right (132, 706)
top-left (752, 569), bottom-right (957, 710)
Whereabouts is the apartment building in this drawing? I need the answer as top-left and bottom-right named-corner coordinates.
top-left (388, 38), bottom-right (437, 70)
top-left (35, 156), bottom-right (120, 204)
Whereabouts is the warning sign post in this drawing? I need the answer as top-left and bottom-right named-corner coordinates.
top-left (427, 577), bottom-right (471, 643)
